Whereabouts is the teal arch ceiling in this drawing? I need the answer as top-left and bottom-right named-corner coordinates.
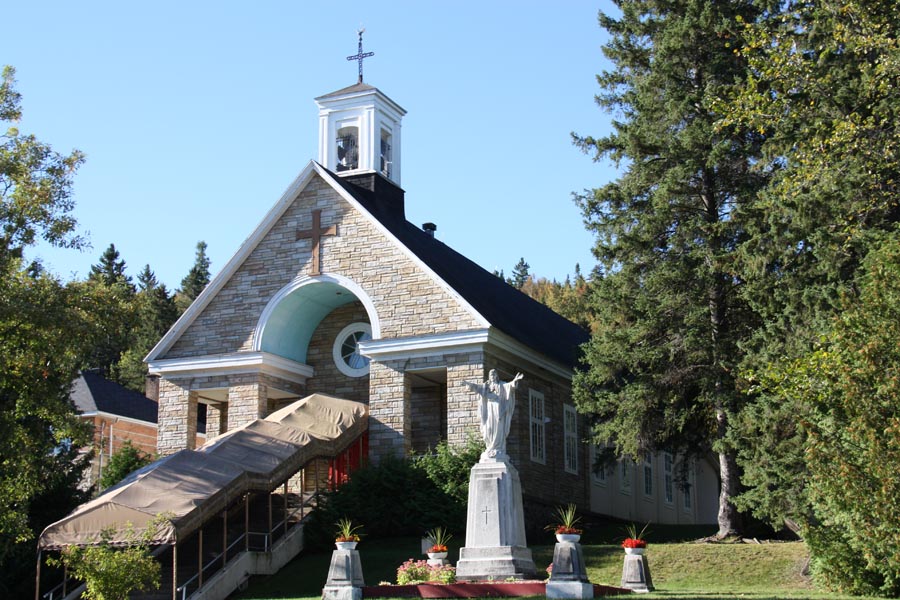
top-left (259, 281), bottom-right (359, 363)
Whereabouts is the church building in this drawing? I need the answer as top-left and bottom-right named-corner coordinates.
top-left (146, 60), bottom-right (717, 525)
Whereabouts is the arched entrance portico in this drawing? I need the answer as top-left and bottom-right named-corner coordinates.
top-left (253, 273), bottom-right (381, 362)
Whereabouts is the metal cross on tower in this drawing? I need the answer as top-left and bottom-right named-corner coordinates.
top-left (346, 28), bottom-right (374, 83)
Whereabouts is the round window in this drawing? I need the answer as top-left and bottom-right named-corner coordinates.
top-left (332, 322), bottom-right (372, 377)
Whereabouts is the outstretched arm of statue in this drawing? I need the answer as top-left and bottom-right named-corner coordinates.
top-left (511, 373), bottom-right (524, 387)
top-left (461, 380), bottom-right (482, 393)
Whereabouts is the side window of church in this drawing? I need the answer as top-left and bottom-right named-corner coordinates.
top-left (620, 458), bottom-right (632, 494)
top-left (643, 456), bottom-right (653, 497)
top-left (590, 445), bottom-right (607, 485)
top-left (664, 452), bottom-right (674, 504)
top-left (683, 464), bottom-right (693, 511)
top-left (563, 404), bottom-right (578, 474)
top-left (529, 390), bottom-right (545, 464)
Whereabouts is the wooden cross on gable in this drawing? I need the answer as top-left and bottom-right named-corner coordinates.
top-left (296, 209), bottom-right (338, 276)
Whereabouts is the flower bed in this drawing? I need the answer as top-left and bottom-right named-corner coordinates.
top-left (362, 582), bottom-right (629, 598)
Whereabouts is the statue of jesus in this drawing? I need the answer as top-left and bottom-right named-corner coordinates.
top-left (462, 370), bottom-right (524, 459)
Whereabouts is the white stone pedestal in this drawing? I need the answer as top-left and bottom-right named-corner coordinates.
top-left (620, 553), bottom-right (653, 593)
top-left (322, 546), bottom-right (365, 600)
top-left (455, 458), bottom-right (537, 580)
top-left (546, 539), bottom-right (593, 599)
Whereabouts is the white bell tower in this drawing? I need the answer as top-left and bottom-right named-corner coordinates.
top-left (315, 30), bottom-right (406, 185)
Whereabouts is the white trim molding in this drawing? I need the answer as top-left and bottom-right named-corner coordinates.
top-left (148, 351), bottom-right (314, 386)
top-left (359, 327), bottom-right (575, 380)
top-left (253, 273), bottom-right (382, 348)
top-left (359, 329), bottom-right (490, 361)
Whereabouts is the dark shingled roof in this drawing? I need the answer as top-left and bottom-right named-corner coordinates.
top-left (72, 371), bottom-right (159, 424)
top-left (327, 168), bottom-right (590, 368)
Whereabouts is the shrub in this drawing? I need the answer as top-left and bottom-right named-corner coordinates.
top-left (99, 441), bottom-right (153, 490)
top-left (305, 440), bottom-right (482, 550)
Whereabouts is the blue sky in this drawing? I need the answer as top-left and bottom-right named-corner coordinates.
top-left (4, 1), bottom-right (618, 290)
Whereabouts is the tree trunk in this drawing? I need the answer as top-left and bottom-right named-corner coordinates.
top-left (716, 408), bottom-right (742, 538)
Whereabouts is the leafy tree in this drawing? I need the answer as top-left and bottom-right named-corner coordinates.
top-left (176, 240), bottom-right (210, 312)
top-left (509, 257), bottom-right (531, 289)
top-left (0, 268), bottom-right (95, 570)
top-left (49, 519), bottom-right (163, 600)
top-left (722, 0), bottom-right (900, 530)
top-left (572, 0), bottom-right (769, 538)
top-left (759, 234), bottom-right (900, 595)
top-left (99, 441), bottom-right (154, 490)
top-left (0, 66), bottom-right (85, 270)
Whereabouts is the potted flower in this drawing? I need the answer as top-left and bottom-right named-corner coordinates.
top-left (335, 518), bottom-right (363, 550)
top-left (545, 504), bottom-right (583, 542)
top-left (621, 522), bottom-right (650, 555)
top-left (425, 526), bottom-right (452, 559)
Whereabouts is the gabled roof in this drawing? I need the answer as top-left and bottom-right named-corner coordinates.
top-left (72, 371), bottom-right (159, 424)
top-left (328, 171), bottom-right (590, 367)
top-left (147, 162), bottom-right (588, 369)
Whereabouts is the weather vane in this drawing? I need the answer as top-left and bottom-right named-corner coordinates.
top-left (347, 28), bottom-right (374, 84)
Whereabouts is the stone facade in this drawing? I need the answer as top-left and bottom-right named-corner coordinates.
top-left (150, 169), bottom-right (596, 516)
top-left (164, 177), bottom-right (482, 360)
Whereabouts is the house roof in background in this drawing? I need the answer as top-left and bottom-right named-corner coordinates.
top-left (72, 371), bottom-right (159, 424)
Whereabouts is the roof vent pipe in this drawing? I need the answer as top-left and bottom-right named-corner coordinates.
top-left (422, 222), bottom-right (437, 238)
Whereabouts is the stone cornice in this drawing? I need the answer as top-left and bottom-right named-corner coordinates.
top-left (147, 352), bottom-right (314, 385)
top-left (359, 328), bottom-right (574, 380)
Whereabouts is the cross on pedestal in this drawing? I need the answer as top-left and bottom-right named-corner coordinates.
top-left (296, 209), bottom-right (337, 276)
top-left (481, 505), bottom-right (493, 525)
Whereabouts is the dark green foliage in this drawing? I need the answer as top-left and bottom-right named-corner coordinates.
top-left (82, 243), bottom-right (140, 379)
top-left (0, 443), bottom-right (92, 599)
top-left (572, 0), bottom-right (770, 537)
top-left (723, 0), bottom-right (900, 551)
top-left (176, 241), bottom-right (211, 312)
top-left (303, 456), bottom-right (447, 549)
top-left (413, 438), bottom-right (483, 505)
top-left (509, 257), bottom-right (531, 289)
top-left (305, 442), bottom-right (481, 550)
top-left (758, 235), bottom-right (900, 596)
top-left (99, 441), bottom-right (153, 490)
top-left (113, 265), bottom-right (178, 392)
top-left (89, 243), bottom-right (135, 293)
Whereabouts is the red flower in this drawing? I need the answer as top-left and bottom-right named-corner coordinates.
top-left (622, 538), bottom-right (647, 548)
top-left (555, 526), bottom-right (583, 535)
top-left (428, 544), bottom-right (448, 553)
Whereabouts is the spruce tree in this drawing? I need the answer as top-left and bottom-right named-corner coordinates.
top-left (720, 0), bottom-right (900, 575)
top-left (176, 241), bottom-right (211, 313)
top-left (114, 265), bottom-right (177, 392)
top-left (89, 243), bottom-right (135, 293)
top-left (572, 0), bottom-right (769, 537)
top-left (509, 257), bottom-right (531, 289)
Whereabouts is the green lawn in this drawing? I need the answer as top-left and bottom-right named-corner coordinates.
top-left (234, 536), bottom-right (877, 600)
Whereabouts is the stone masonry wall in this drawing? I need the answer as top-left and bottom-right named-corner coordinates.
top-left (484, 351), bottom-right (589, 511)
top-left (157, 378), bottom-right (198, 455)
top-left (227, 382), bottom-right (268, 431)
top-left (368, 360), bottom-right (411, 459)
top-left (305, 302), bottom-right (370, 403)
top-left (410, 385), bottom-right (443, 453)
top-left (165, 176), bottom-right (483, 360)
